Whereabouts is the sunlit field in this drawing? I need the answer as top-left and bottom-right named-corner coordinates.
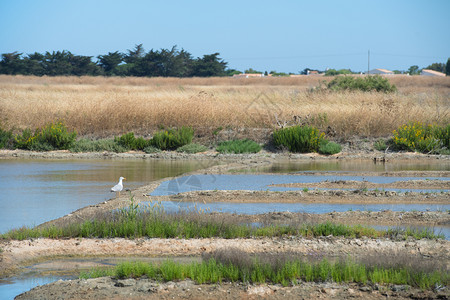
top-left (0, 75), bottom-right (448, 140)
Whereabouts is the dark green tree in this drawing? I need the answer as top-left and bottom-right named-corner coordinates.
top-left (70, 55), bottom-right (100, 76)
top-left (425, 62), bottom-right (445, 73)
top-left (0, 52), bottom-right (26, 74)
top-left (191, 53), bottom-right (227, 77)
top-left (43, 50), bottom-right (73, 76)
top-left (124, 44), bottom-right (145, 64)
top-left (97, 51), bottom-right (123, 75)
top-left (446, 58), bottom-right (450, 76)
top-left (408, 65), bottom-right (420, 75)
top-left (24, 52), bottom-right (46, 76)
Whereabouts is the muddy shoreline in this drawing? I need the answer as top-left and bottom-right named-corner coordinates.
top-left (1, 150), bottom-right (449, 299)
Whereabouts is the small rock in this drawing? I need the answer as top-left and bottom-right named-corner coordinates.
top-left (114, 279), bottom-right (136, 287)
top-left (391, 285), bottom-right (407, 292)
top-left (359, 286), bottom-right (371, 292)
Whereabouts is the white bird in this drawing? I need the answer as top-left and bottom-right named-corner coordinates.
top-left (111, 177), bottom-right (126, 197)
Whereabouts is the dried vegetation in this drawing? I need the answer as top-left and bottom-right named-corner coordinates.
top-left (0, 75), bottom-right (448, 141)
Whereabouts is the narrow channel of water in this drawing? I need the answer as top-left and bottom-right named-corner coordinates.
top-left (150, 174), bottom-right (450, 196)
top-left (148, 200), bottom-right (450, 214)
top-left (255, 159), bottom-right (450, 173)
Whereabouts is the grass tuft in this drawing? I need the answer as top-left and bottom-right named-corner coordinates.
top-left (80, 250), bottom-right (448, 290)
top-left (216, 139), bottom-right (261, 154)
top-left (318, 141), bottom-right (342, 155)
top-left (177, 143), bottom-right (208, 153)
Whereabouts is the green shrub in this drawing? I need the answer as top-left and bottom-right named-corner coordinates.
top-left (177, 143), bottom-right (208, 153)
top-left (374, 139), bottom-right (388, 151)
top-left (115, 132), bottom-right (150, 150)
top-left (273, 125), bottom-right (327, 153)
top-left (143, 145), bottom-right (161, 153)
top-left (216, 139), bottom-right (261, 154)
top-left (0, 126), bottom-right (13, 149)
top-left (70, 138), bottom-right (127, 153)
top-left (326, 75), bottom-right (397, 93)
top-left (318, 141), bottom-right (341, 155)
top-left (150, 126), bottom-right (194, 150)
top-left (15, 121), bottom-right (77, 151)
top-left (392, 122), bottom-right (448, 153)
top-left (434, 124), bottom-right (450, 149)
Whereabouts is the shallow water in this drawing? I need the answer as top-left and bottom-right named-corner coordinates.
top-left (150, 174), bottom-right (450, 196)
top-left (256, 159), bottom-right (450, 173)
top-left (0, 276), bottom-right (74, 300)
top-left (148, 200), bottom-right (450, 214)
top-left (0, 158), bottom-right (218, 233)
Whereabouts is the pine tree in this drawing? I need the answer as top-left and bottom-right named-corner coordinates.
top-left (445, 58), bottom-right (450, 76)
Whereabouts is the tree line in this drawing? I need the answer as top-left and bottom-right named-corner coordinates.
top-left (0, 44), bottom-right (232, 77)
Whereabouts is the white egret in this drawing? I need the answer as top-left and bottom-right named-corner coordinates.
top-left (111, 177), bottom-right (126, 197)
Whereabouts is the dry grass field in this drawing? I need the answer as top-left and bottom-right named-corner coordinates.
top-left (0, 75), bottom-right (449, 140)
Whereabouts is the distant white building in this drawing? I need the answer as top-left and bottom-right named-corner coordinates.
top-left (232, 73), bottom-right (264, 78)
top-left (366, 68), bottom-right (394, 75)
top-left (420, 69), bottom-right (446, 77)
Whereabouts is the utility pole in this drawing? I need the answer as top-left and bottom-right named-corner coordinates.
top-left (367, 50), bottom-right (370, 76)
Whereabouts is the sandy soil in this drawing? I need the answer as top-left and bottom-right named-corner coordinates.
top-left (1, 150), bottom-right (449, 299)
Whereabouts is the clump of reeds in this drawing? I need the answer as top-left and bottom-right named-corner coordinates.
top-left (79, 248), bottom-right (449, 289)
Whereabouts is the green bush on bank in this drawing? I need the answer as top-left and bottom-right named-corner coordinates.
top-left (325, 75), bottom-right (397, 93)
top-left (150, 126), bottom-right (194, 150)
top-left (216, 139), bottom-right (261, 154)
top-left (392, 122), bottom-right (449, 154)
top-left (273, 125), bottom-right (326, 153)
top-left (15, 121), bottom-right (77, 151)
top-left (0, 126), bottom-right (14, 149)
top-left (115, 132), bottom-right (149, 150)
top-left (318, 141), bottom-right (342, 155)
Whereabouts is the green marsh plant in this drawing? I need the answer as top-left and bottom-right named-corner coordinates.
top-left (272, 125), bottom-right (328, 153)
top-left (150, 126), bottom-right (194, 150)
top-left (177, 143), bottom-right (208, 153)
top-left (80, 253), bottom-right (448, 290)
top-left (216, 139), bottom-right (261, 154)
top-left (15, 121), bottom-right (77, 151)
top-left (392, 122), bottom-right (449, 153)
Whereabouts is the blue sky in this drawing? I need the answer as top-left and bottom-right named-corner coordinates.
top-left (1, 0), bottom-right (449, 73)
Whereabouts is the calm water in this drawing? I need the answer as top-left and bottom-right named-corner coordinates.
top-left (0, 158), bottom-right (449, 300)
top-left (150, 174), bottom-right (450, 196)
top-left (256, 159), bottom-right (450, 173)
top-left (0, 158), bottom-right (218, 233)
top-left (151, 200), bottom-right (450, 214)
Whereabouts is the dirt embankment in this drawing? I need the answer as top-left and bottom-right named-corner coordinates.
top-left (15, 277), bottom-right (449, 300)
top-left (2, 236), bottom-right (449, 277)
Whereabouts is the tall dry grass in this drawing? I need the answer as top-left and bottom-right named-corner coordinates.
top-left (0, 75), bottom-right (448, 140)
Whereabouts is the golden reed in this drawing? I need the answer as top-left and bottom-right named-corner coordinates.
top-left (0, 75), bottom-right (448, 139)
